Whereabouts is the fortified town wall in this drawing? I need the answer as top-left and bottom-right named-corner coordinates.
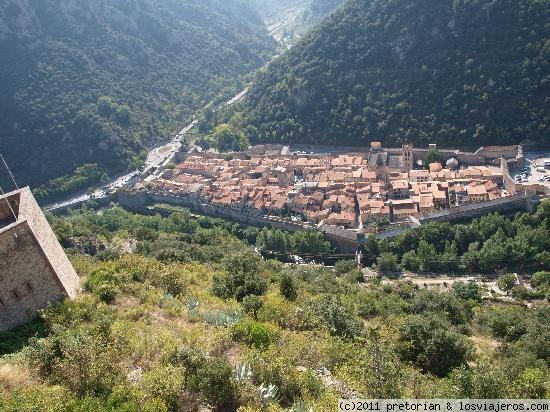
top-left (118, 190), bottom-right (307, 233)
top-left (417, 193), bottom-right (528, 223)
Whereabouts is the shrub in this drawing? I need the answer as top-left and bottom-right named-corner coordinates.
top-left (334, 260), bottom-right (356, 276)
top-left (232, 320), bottom-right (271, 350)
top-left (362, 328), bottom-right (403, 398)
top-left (497, 273), bottom-right (517, 294)
top-left (241, 295), bottom-right (264, 320)
top-left (511, 285), bottom-right (530, 300)
top-left (106, 384), bottom-right (161, 412)
top-left (483, 307), bottom-right (528, 342)
top-left (377, 253), bottom-right (400, 273)
top-left (40, 296), bottom-right (117, 332)
top-left (513, 368), bottom-right (548, 399)
top-left (343, 269), bottom-right (364, 284)
top-left (95, 283), bottom-right (119, 304)
top-left (401, 250), bottom-right (420, 271)
top-left (26, 329), bottom-right (123, 397)
top-left (193, 359), bottom-right (237, 410)
top-left (0, 384), bottom-right (76, 411)
top-left (84, 269), bottom-right (127, 303)
top-left (280, 273), bottom-right (297, 301)
top-left (452, 281), bottom-right (482, 302)
top-left (531, 271), bottom-right (550, 290)
top-left (517, 307), bottom-right (550, 363)
top-left (214, 250), bottom-right (268, 301)
top-left (449, 363), bottom-right (506, 398)
top-left (315, 296), bottom-right (363, 340)
top-left (249, 354), bottom-right (302, 407)
top-left (172, 346), bottom-right (205, 385)
top-left (299, 370), bottom-right (324, 399)
top-left (411, 289), bottom-right (471, 325)
top-left (357, 293), bottom-right (377, 319)
top-left (398, 315), bottom-right (472, 377)
top-left (140, 366), bottom-right (184, 411)
top-left (212, 274), bottom-right (232, 300)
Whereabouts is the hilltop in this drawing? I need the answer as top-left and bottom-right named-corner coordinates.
top-left (0, 0), bottom-right (276, 193)
top-left (240, 0), bottom-right (550, 148)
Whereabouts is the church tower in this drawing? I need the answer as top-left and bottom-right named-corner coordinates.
top-left (402, 143), bottom-right (414, 170)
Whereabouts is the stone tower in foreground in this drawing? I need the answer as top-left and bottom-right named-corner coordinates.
top-left (0, 187), bottom-right (79, 332)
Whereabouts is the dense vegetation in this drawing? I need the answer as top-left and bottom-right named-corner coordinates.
top-left (0, 0), bottom-right (276, 195)
top-left (379, 200), bottom-right (550, 277)
top-left (32, 164), bottom-right (109, 203)
top-left (239, 0), bottom-right (550, 148)
top-left (242, 0), bottom-right (309, 18)
top-left (300, 0), bottom-right (345, 29)
top-left (0, 202), bottom-right (548, 410)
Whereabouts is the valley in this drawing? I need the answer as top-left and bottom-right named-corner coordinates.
top-left (0, 0), bottom-right (548, 410)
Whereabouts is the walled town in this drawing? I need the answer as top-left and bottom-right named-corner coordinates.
top-left (130, 142), bottom-right (531, 233)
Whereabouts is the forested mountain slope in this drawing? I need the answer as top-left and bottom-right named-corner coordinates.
top-left (301, 0), bottom-right (345, 28)
top-left (242, 0), bottom-right (309, 16)
top-left (242, 0), bottom-right (550, 148)
top-left (0, 0), bottom-right (275, 190)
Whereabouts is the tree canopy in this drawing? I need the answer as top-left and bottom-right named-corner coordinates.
top-left (239, 0), bottom-right (549, 149)
top-left (0, 0), bottom-right (275, 194)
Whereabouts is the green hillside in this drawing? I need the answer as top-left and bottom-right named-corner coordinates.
top-left (0, 201), bottom-right (548, 409)
top-left (301, 0), bottom-right (345, 28)
top-left (0, 0), bottom-right (276, 191)
top-left (241, 0), bottom-right (550, 148)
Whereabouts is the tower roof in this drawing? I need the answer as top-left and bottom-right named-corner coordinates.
top-left (0, 187), bottom-right (79, 297)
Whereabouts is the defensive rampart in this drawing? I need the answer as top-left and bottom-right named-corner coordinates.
top-left (501, 157), bottom-right (550, 196)
top-left (418, 193), bottom-right (528, 223)
top-left (118, 190), bottom-right (307, 233)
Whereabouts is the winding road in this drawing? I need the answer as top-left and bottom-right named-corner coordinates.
top-left (44, 92), bottom-right (243, 212)
top-left (44, 17), bottom-right (295, 213)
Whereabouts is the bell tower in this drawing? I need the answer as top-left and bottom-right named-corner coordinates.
top-left (402, 143), bottom-right (414, 170)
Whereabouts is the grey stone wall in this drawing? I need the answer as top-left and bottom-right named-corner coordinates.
top-left (418, 193), bottom-right (527, 223)
top-left (501, 158), bottom-right (518, 193)
top-left (0, 188), bottom-right (80, 332)
top-left (18, 188), bottom-right (79, 297)
top-left (118, 191), bottom-right (308, 233)
top-left (501, 158), bottom-right (550, 196)
top-left (152, 193), bottom-right (307, 232)
top-left (0, 222), bottom-right (67, 331)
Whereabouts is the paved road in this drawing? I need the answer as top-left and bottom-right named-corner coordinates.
top-left (44, 93), bottom-right (238, 212)
top-left (269, 15), bottom-right (297, 36)
top-left (44, 48), bottom-right (284, 213)
top-left (225, 88), bottom-right (249, 106)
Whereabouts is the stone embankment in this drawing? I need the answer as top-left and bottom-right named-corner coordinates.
top-left (116, 187), bottom-right (535, 252)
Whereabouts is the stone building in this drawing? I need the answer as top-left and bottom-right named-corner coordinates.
top-left (0, 187), bottom-right (79, 332)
